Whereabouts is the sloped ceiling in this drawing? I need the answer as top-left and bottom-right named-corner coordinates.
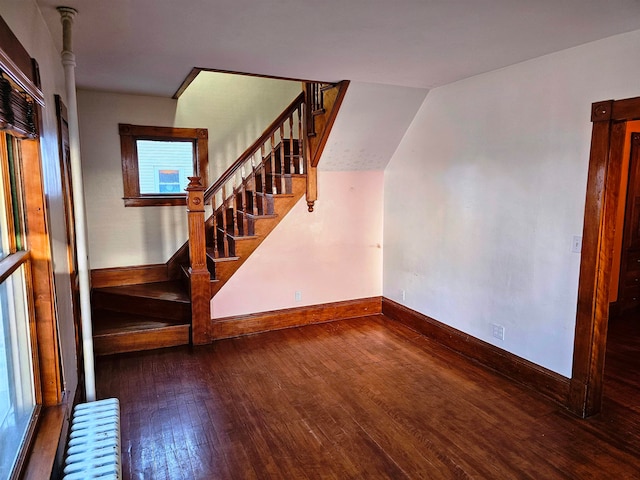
top-left (35, 0), bottom-right (640, 97)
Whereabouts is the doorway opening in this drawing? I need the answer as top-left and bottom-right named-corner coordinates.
top-left (570, 97), bottom-right (640, 417)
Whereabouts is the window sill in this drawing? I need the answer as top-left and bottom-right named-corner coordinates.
top-left (124, 195), bottom-right (187, 207)
top-left (21, 404), bottom-right (66, 480)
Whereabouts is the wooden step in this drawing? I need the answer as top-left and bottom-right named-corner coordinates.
top-left (235, 212), bottom-right (277, 236)
top-left (92, 280), bottom-right (191, 322)
top-left (205, 247), bottom-right (239, 262)
top-left (92, 310), bottom-right (190, 355)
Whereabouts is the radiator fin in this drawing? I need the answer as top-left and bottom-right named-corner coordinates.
top-left (63, 398), bottom-right (121, 480)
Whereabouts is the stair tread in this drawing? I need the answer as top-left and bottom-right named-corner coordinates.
top-left (205, 248), bottom-right (240, 262)
top-left (226, 234), bottom-right (259, 241)
top-left (93, 310), bottom-right (189, 336)
top-left (237, 212), bottom-right (278, 220)
top-left (94, 280), bottom-right (189, 303)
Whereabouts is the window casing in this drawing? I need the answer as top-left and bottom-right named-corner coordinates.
top-left (118, 124), bottom-right (208, 207)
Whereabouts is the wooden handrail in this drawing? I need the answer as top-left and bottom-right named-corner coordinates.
top-left (309, 81), bottom-right (349, 168)
top-left (204, 92), bottom-right (305, 203)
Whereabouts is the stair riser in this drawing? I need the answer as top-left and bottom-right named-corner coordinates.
top-left (94, 325), bottom-right (190, 356)
top-left (251, 216), bottom-right (279, 238)
top-left (92, 291), bottom-right (191, 322)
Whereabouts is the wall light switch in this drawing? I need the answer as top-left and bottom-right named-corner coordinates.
top-left (572, 235), bottom-right (582, 254)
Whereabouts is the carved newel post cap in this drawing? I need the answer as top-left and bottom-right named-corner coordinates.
top-left (186, 176), bottom-right (204, 191)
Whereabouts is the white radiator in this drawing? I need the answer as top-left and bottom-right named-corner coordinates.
top-left (63, 398), bottom-right (122, 480)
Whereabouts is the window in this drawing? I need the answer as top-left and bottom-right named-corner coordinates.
top-left (0, 134), bottom-right (38, 480)
top-left (0, 13), bottom-right (64, 479)
top-left (119, 124), bottom-right (208, 206)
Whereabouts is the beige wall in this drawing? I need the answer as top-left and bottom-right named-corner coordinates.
top-left (176, 72), bottom-right (301, 180)
top-left (384, 29), bottom-right (640, 377)
top-left (77, 75), bottom-right (299, 268)
top-left (77, 90), bottom-right (181, 268)
top-left (212, 170), bottom-right (384, 317)
top-left (1, 0), bottom-right (78, 398)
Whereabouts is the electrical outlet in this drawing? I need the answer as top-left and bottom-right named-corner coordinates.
top-left (492, 324), bottom-right (505, 341)
top-left (294, 291), bottom-right (302, 302)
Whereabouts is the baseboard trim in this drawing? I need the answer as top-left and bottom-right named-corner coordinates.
top-left (382, 297), bottom-right (570, 406)
top-left (212, 296), bottom-right (382, 339)
top-left (91, 264), bottom-right (169, 288)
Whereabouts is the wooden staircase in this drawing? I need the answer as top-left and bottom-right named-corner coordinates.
top-left (91, 81), bottom-right (349, 355)
top-left (92, 281), bottom-right (190, 355)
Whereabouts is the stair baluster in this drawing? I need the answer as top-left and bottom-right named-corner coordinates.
top-left (288, 115), bottom-right (295, 175)
top-left (260, 143), bottom-right (267, 210)
top-left (220, 184), bottom-right (229, 256)
top-left (211, 194), bottom-right (219, 258)
top-left (279, 124), bottom-right (286, 194)
top-left (269, 133), bottom-right (276, 194)
top-left (231, 177), bottom-right (239, 237)
top-left (297, 104), bottom-right (304, 174)
top-left (250, 155), bottom-right (258, 217)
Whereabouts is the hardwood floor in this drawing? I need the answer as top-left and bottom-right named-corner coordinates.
top-left (95, 315), bottom-right (640, 479)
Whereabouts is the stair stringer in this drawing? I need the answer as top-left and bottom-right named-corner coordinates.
top-left (209, 175), bottom-right (306, 296)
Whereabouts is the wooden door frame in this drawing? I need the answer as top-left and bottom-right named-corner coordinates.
top-left (569, 97), bottom-right (640, 417)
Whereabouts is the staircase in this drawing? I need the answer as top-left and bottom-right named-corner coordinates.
top-left (92, 81), bottom-right (349, 355)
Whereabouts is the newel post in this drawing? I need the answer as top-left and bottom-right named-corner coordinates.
top-left (186, 177), bottom-right (211, 345)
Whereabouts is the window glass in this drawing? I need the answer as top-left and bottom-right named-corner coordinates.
top-left (6, 138), bottom-right (24, 252)
top-left (0, 264), bottom-right (35, 478)
top-left (136, 140), bottom-right (193, 195)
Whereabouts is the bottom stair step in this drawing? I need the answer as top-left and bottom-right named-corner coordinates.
top-left (93, 310), bottom-right (190, 356)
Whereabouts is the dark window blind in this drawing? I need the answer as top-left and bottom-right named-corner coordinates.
top-left (0, 75), bottom-right (37, 138)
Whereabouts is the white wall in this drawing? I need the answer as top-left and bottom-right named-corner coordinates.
top-left (1, 0), bottom-right (78, 398)
top-left (319, 82), bottom-right (427, 171)
top-left (78, 75), bottom-right (299, 268)
top-left (212, 170), bottom-right (383, 318)
top-left (384, 29), bottom-right (640, 377)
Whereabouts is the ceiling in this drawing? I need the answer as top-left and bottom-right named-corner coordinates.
top-left (35, 0), bottom-right (640, 98)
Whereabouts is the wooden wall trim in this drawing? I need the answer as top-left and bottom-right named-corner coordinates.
top-left (211, 297), bottom-right (382, 340)
top-left (611, 96), bottom-right (640, 121)
top-left (172, 67), bottom-right (201, 99)
top-left (569, 97), bottom-right (640, 418)
top-left (22, 139), bottom-right (62, 405)
top-left (91, 264), bottom-right (169, 288)
top-left (382, 298), bottom-right (571, 406)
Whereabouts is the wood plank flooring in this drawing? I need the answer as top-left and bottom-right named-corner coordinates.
top-left (95, 314), bottom-right (640, 479)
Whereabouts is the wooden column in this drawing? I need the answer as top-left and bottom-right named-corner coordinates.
top-left (186, 177), bottom-right (211, 345)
